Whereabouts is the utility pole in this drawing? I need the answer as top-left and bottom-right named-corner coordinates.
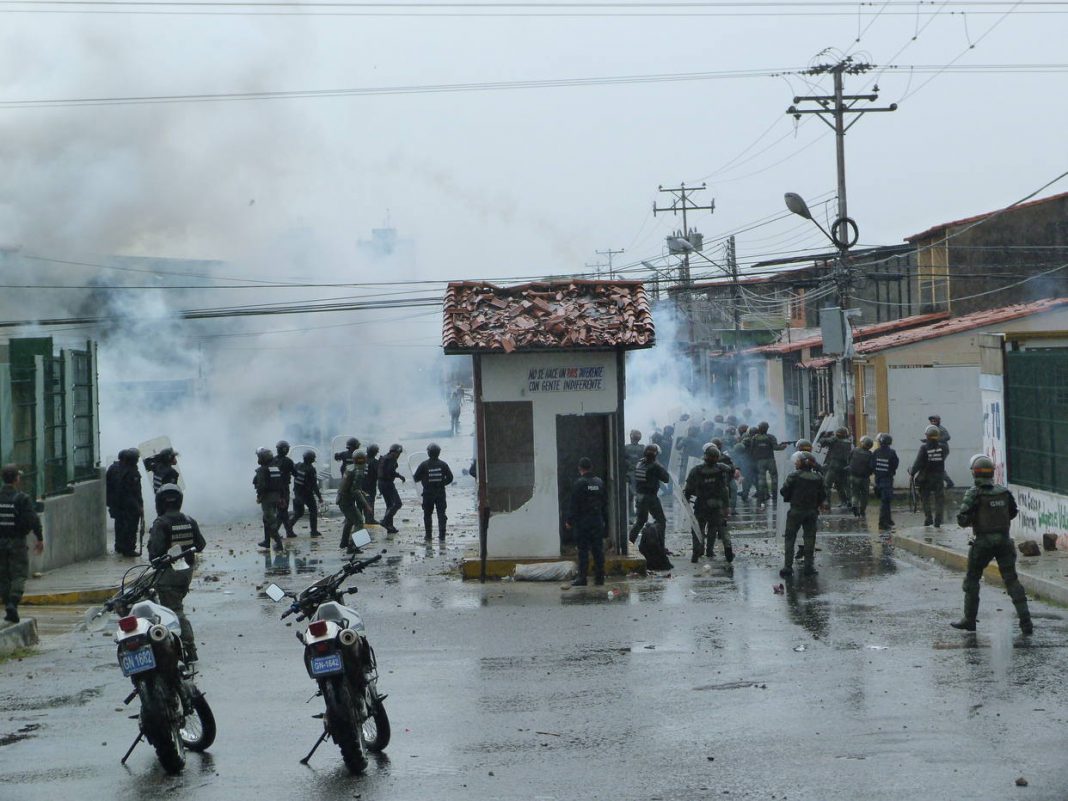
top-left (595, 248), bottom-right (624, 280)
top-left (653, 184), bottom-right (714, 388)
top-left (585, 260), bottom-right (608, 278)
top-left (727, 235), bottom-right (741, 345)
top-left (787, 55), bottom-right (896, 309)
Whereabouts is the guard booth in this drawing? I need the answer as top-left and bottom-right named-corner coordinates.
top-left (442, 280), bottom-right (655, 575)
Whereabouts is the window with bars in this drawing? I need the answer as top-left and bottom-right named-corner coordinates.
top-left (1005, 349), bottom-right (1068, 494)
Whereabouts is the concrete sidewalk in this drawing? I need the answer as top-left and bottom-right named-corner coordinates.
top-left (21, 551), bottom-right (136, 605)
top-left (893, 523), bottom-right (1068, 607)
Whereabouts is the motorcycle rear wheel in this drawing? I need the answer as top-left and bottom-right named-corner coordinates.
top-left (322, 679), bottom-right (367, 774)
top-left (180, 689), bottom-right (217, 752)
top-left (139, 676), bottom-right (186, 774)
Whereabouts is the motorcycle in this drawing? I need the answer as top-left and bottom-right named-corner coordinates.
top-left (265, 530), bottom-right (389, 773)
top-left (96, 548), bottom-right (216, 773)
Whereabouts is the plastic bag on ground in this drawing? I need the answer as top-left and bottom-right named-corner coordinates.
top-left (513, 561), bottom-right (578, 581)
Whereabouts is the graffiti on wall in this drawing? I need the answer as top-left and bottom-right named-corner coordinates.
top-left (981, 385), bottom-right (1006, 485)
top-left (1012, 486), bottom-right (1068, 539)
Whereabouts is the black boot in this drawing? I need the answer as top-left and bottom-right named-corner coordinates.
top-left (950, 619), bottom-right (976, 631)
top-left (4, 606), bottom-right (18, 623)
top-left (724, 545), bottom-right (735, 563)
top-left (571, 576), bottom-right (587, 587)
top-left (1020, 618), bottom-right (1034, 635)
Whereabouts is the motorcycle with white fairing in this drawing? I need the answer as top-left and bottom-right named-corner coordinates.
top-left (94, 547), bottom-right (216, 773)
top-left (266, 530), bottom-right (390, 773)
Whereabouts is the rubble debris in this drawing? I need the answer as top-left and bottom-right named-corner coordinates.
top-left (442, 280), bottom-right (655, 353)
top-left (1018, 540), bottom-right (1041, 557)
top-left (1015, 776), bottom-right (1028, 787)
top-left (1042, 533), bottom-right (1057, 552)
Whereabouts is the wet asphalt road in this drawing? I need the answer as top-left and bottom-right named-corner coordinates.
top-left (3, 479), bottom-right (1068, 801)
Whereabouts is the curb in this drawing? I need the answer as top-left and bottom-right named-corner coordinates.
top-left (21, 587), bottom-right (120, 606)
top-left (460, 553), bottom-right (647, 581)
top-left (894, 534), bottom-right (1068, 607)
top-left (0, 618), bottom-right (39, 657)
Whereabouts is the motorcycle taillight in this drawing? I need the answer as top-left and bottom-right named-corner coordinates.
top-left (314, 641), bottom-right (332, 654)
top-left (118, 615), bottom-right (139, 633)
top-left (308, 620), bottom-right (328, 638)
top-left (124, 635), bottom-right (146, 650)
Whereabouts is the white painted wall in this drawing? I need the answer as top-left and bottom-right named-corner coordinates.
top-left (1010, 485), bottom-right (1068, 540)
top-left (480, 352), bottom-right (619, 559)
top-left (886, 364), bottom-right (982, 487)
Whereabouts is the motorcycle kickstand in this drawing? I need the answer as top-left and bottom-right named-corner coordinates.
top-left (120, 731), bottom-right (144, 765)
top-left (299, 730), bottom-right (329, 765)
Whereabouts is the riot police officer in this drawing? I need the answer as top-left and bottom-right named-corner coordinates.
top-left (565, 457), bottom-right (607, 587)
top-left (108, 449), bottom-right (144, 556)
top-left (684, 445), bottom-right (733, 563)
top-left (0, 465), bottom-right (44, 623)
top-left (414, 443), bottom-right (454, 541)
top-left (747, 421), bottom-right (788, 507)
top-left (951, 454), bottom-right (1032, 634)
top-left (273, 440), bottom-right (297, 538)
top-left (362, 444), bottom-right (381, 524)
top-left (623, 430), bottom-right (645, 518)
top-left (253, 447), bottom-right (286, 552)
top-left (377, 444), bottom-right (405, 535)
top-left (147, 483), bottom-right (206, 663)
top-left (290, 450), bottom-right (322, 537)
top-left (872, 433), bottom-right (899, 530)
top-left (148, 447), bottom-right (180, 516)
top-left (822, 427), bottom-right (853, 508)
top-left (627, 445), bottom-right (670, 545)
top-left (338, 450), bottom-right (372, 552)
top-left (795, 439), bottom-right (823, 475)
top-left (334, 437), bottom-right (361, 477)
top-left (910, 425), bottom-right (949, 527)
top-left (847, 436), bottom-right (875, 517)
top-left (779, 451), bottom-right (827, 577)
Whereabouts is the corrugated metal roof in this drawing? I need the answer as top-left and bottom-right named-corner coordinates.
top-left (854, 297), bottom-right (1068, 355)
top-left (442, 280), bottom-right (655, 354)
top-left (751, 311), bottom-right (950, 355)
top-left (905, 191), bottom-right (1068, 243)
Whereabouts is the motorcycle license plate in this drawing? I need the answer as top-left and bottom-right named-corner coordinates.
top-left (309, 652), bottom-right (343, 676)
top-left (120, 646), bottom-right (157, 677)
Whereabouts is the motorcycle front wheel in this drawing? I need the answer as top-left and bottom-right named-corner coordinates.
top-left (361, 688), bottom-right (391, 752)
top-left (138, 676), bottom-right (186, 774)
top-left (322, 679), bottom-right (367, 774)
top-left (180, 687), bottom-right (217, 752)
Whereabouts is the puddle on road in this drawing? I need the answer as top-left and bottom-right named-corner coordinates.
top-left (0, 687), bottom-right (101, 711)
top-left (0, 723), bottom-right (41, 747)
top-left (692, 681), bottom-right (763, 691)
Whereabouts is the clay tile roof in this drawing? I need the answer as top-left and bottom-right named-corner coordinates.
top-left (854, 298), bottom-right (1068, 355)
top-left (748, 311), bottom-right (950, 356)
top-left (442, 279), bottom-right (655, 354)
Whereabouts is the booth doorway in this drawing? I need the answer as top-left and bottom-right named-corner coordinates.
top-left (556, 413), bottom-right (614, 549)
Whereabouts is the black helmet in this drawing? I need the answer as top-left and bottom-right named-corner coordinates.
top-left (157, 482), bottom-right (183, 509)
top-left (860, 436), bottom-right (874, 449)
top-left (116, 448), bottom-right (129, 461)
top-left (703, 445), bottom-right (721, 461)
top-left (126, 447), bottom-right (140, 462)
top-left (629, 429), bottom-right (642, 443)
top-left (256, 447), bottom-right (273, 465)
top-left (427, 443), bottom-right (442, 457)
top-left (711, 438), bottom-right (724, 450)
top-left (758, 421), bottom-right (769, 433)
top-left (346, 437), bottom-right (360, 450)
top-left (643, 444), bottom-right (658, 459)
top-left (388, 443), bottom-right (403, 454)
top-left (970, 454), bottom-right (995, 479)
top-left (353, 449), bottom-right (368, 464)
top-left (877, 432), bottom-right (893, 446)
top-left (276, 440), bottom-right (290, 455)
top-left (796, 438), bottom-right (813, 452)
top-left (302, 450), bottom-right (316, 463)
top-left (835, 427), bottom-right (849, 439)
top-left (158, 447), bottom-right (177, 462)
top-left (367, 443), bottom-right (380, 458)
top-left (925, 425), bottom-right (941, 440)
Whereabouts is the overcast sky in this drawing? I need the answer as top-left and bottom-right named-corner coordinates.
top-left (2, 2), bottom-right (1066, 288)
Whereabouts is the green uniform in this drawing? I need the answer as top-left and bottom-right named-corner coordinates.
top-left (911, 442), bottom-right (949, 525)
top-left (337, 465), bottom-right (369, 548)
top-left (847, 446), bottom-right (874, 514)
top-left (624, 442), bottom-right (646, 517)
top-left (254, 462), bottom-right (286, 549)
top-left (628, 458), bottom-right (670, 542)
top-left (823, 438), bottom-right (852, 507)
top-left (779, 468), bottom-right (826, 574)
top-left (956, 481), bottom-right (1031, 630)
top-left (684, 460), bottom-right (732, 561)
top-left (747, 432), bottom-right (782, 503)
top-left (147, 509), bottom-right (207, 661)
top-left (0, 484), bottom-right (43, 618)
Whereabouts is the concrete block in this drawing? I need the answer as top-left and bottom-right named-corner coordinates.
top-left (0, 618), bottom-right (39, 657)
top-left (29, 473), bottom-right (107, 573)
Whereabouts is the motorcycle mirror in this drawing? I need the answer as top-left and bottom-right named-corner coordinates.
top-left (265, 583), bottom-right (286, 602)
top-left (352, 529), bottom-right (372, 549)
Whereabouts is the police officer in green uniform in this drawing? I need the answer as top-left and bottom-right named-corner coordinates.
top-left (684, 445), bottom-right (733, 563)
top-left (147, 483), bottom-right (206, 663)
top-left (747, 421), bottom-right (788, 507)
top-left (822, 427), bottom-right (853, 508)
top-left (290, 450), bottom-right (323, 537)
top-left (273, 440), bottom-right (297, 538)
top-left (847, 436), bottom-right (875, 517)
top-left (779, 452), bottom-right (827, 577)
top-left (253, 447), bottom-right (286, 552)
top-left (627, 445), bottom-right (670, 544)
top-left (951, 455), bottom-right (1033, 634)
top-left (0, 465), bottom-right (43, 623)
top-left (566, 457), bottom-right (608, 587)
top-left (623, 430), bottom-right (645, 519)
top-left (338, 450), bottom-right (373, 552)
top-left (910, 425), bottom-right (949, 527)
